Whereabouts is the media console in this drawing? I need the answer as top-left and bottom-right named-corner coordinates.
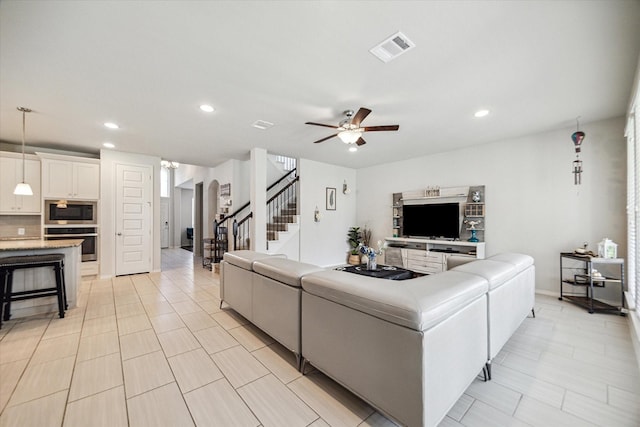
top-left (384, 237), bottom-right (486, 274)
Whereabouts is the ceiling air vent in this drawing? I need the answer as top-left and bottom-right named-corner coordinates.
top-left (252, 120), bottom-right (274, 130)
top-left (370, 31), bottom-right (415, 63)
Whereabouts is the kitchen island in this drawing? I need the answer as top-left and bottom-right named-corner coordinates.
top-left (0, 239), bottom-right (82, 319)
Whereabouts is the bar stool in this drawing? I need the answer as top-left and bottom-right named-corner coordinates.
top-left (0, 253), bottom-right (67, 329)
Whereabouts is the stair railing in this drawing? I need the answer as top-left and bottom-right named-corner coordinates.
top-left (213, 168), bottom-right (298, 258)
top-left (266, 175), bottom-right (299, 249)
top-left (232, 213), bottom-right (252, 250)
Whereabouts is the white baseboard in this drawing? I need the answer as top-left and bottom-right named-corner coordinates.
top-left (536, 289), bottom-right (622, 308)
top-left (535, 289), bottom-right (557, 298)
top-left (629, 311), bottom-right (640, 375)
top-left (624, 292), bottom-right (640, 374)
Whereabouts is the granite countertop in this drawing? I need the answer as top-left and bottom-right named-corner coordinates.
top-left (0, 239), bottom-right (84, 251)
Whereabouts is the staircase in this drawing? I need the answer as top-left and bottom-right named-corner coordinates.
top-left (215, 162), bottom-right (299, 259)
top-left (266, 200), bottom-right (299, 253)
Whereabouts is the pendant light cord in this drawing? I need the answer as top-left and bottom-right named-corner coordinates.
top-left (21, 109), bottom-right (26, 182)
top-left (17, 107), bottom-right (31, 183)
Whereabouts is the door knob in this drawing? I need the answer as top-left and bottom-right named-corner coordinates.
top-left (117, 232), bottom-right (122, 236)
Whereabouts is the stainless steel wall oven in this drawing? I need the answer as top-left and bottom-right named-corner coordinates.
top-left (44, 227), bottom-right (98, 262)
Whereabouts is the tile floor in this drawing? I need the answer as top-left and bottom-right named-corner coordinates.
top-left (0, 248), bottom-right (639, 426)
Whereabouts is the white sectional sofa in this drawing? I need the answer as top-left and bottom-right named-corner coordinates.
top-left (450, 253), bottom-right (535, 379)
top-left (221, 251), bottom-right (322, 367)
top-left (220, 251), bottom-right (535, 427)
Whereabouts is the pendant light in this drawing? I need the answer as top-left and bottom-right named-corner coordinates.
top-left (13, 107), bottom-right (33, 196)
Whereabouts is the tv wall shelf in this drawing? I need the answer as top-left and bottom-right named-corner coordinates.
top-left (384, 237), bottom-right (485, 274)
top-left (392, 185), bottom-right (485, 243)
top-left (464, 203), bottom-right (485, 217)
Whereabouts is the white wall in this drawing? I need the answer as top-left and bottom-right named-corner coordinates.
top-left (251, 148), bottom-right (268, 252)
top-left (357, 117), bottom-right (627, 298)
top-left (299, 158), bottom-right (357, 267)
top-left (99, 149), bottom-right (162, 278)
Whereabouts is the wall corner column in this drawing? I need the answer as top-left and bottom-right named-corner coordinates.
top-left (250, 148), bottom-right (267, 251)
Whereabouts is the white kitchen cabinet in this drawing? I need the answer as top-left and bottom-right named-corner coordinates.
top-left (41, 158), bottom-right (100, 200)
top-left (0, 154), bottom-right (41, 214)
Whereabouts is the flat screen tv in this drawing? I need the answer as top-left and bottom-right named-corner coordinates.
top-left (402, 203), bottom-right (460, 239)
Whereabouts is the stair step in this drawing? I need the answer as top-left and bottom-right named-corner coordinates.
top-left (267, 223), bottom-right (288, 231)
top-left (281, 208), bottom-right (297, 215)
top-left (273, 215), bottom-right (295, 223)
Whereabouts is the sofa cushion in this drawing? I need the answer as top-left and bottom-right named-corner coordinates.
top-left (301, 270), bottom-right (488, 331)
top-left (222, 250), bottom-right (284, 270)
top-left (451, 259), bottom-right (519, 291)
top-left (253, 258), bottom-right (325, 288)
top-left (488, 253), bottom-right (534, 270)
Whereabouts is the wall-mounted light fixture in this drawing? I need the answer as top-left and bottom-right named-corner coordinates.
top-left (314, 206), bottom-right (321, 222)
top-left (342, 180), bottom-right (351, 195)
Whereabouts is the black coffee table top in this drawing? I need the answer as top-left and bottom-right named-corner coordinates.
top-left (335, 264), bottom-right (418, 280)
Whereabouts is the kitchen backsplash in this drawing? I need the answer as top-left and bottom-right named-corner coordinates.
top-left (0, 215), bottom-right (41, 239)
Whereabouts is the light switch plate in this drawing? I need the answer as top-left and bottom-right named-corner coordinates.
top-left (18, 227), bottom-right (25, 235)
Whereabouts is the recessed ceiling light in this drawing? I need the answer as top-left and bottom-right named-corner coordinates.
top-left (474, 109), bottom-right (490, 118)
top-left (349, 146), bottom-right (358, 152)
top-left (103, 142), bottom-right (115, 148)
top-left (104, 122), bottom-right (119, 129)
top-left (200, 104), bottom-right (215, 113)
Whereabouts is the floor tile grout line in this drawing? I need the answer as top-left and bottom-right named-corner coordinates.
top-left (0, 315), bottom-right (51, 416)
top-left (130, 278), bottom-right (200, 427)
top-left (7, 295), bottom-right (85, 424)
top-left (109, 276), bottom-right (133, 427)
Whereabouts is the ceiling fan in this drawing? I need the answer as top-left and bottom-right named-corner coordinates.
top-left (305, 107), bottom-right (399, 146)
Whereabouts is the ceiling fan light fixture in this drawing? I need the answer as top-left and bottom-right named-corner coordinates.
top-left (338, 130), bottom-right (362, 144)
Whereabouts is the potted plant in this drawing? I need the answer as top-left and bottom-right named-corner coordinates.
top-left (347, 227), bottom-right (362, 265)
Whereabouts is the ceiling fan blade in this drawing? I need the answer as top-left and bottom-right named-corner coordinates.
top-left (362, 125), bottom-right (399, 132)
top-left (352, 108), bottom-right (372, 126)
top-left (356, 137), bottom-right (367, 146)
top-left (305, 122), bottom-right (340, 129)
top-left (313, 133), bottom-right (339, 144)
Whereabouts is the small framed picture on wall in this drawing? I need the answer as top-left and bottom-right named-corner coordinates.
top-left (326, 187), bottom-right (336, 210)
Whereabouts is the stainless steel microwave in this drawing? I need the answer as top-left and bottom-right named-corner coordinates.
top-left (44, 200), bottom-right (97, 225)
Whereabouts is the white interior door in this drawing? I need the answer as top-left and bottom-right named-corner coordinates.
top-left (160, 198), bottom-right (170, 248)
top-left (116, 163), bottom-right (152, 275)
